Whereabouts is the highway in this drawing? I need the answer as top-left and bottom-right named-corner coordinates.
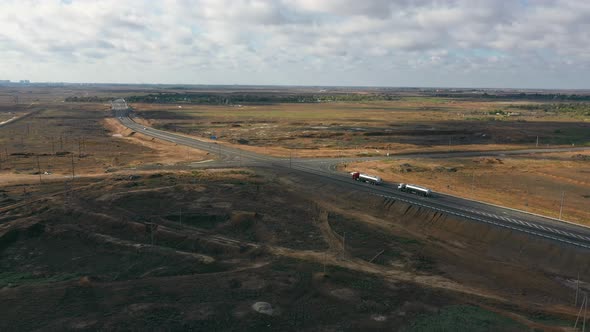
top-left (112, 99), bottom-right (590, 250)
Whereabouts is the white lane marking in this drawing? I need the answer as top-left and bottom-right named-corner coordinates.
top-left (122, 119), bottom-right (590, 250)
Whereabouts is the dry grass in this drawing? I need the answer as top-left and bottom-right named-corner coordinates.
top-left (0, 103), bottom-right (209, 180)
top-left (342, 151), bottom-right (590, 224)
top-left (103, 118), bottom-right (209, 165)
top-left (132, 100), bottom-right (589, 158)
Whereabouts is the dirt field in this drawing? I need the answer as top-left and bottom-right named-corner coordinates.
top-left (126, 95), bottom-right (590, 226)
top-left (0, 101), bottom-right (208, 186)
top-left (1, 86), bottom-right (589, 330)
top-left (131, 99), bottom-right (590, 158)
top-left (1, 168), bottom-right (587, 331)
top-left (342, 150), bottom-right (590, 224)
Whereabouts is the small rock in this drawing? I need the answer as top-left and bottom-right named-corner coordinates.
top-left (371, 314), bottom-right (387, 322)
top-left (252, 302), bottom-right (274, 316)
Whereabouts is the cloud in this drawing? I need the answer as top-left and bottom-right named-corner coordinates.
top-left (0, 0), bottom-right (588, 87)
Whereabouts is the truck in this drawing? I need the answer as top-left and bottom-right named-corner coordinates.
top-left (351, 172), bottom-right (382, 185)
top-left (398, 183), bottom-right (432, 197)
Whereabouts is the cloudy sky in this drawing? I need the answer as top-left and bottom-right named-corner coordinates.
top-left (1, 0), bottom-right (589, 88)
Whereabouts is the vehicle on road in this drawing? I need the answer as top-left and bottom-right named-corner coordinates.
top-left (398, 183), bottom-right (432, 197)
top-left (351, 171), bottom-right (382, 185)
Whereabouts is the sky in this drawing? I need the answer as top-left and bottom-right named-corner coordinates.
top-left (1, 0), bottom-right (589, 88)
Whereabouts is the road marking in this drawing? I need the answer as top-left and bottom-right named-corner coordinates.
top-left (118, 114), bottom-right (590, 250)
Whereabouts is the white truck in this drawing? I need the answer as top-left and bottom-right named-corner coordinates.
top-left (351, 172), bottom-right (382, 185)
top-left (398, 183), bottom-right (432, 197)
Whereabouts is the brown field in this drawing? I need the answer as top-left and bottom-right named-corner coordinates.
top-left (1, 85), bottom-right (590, 330)
top-left (0, 101), bottom-right (208, 185)
top-left (132, 99), bottom-right (590, 158)
top-left (1, 168), bottom-right (588, 330)
top-left (342, 150), bottom-right (590, 225)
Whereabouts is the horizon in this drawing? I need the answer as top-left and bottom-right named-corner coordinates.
top-left (2, 81), bottom-right (590, 92)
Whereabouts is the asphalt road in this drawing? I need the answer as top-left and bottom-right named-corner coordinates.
top-left (112, 99), bottom-right (590, 250)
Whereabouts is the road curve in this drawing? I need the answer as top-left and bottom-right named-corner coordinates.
top-left (112, 99), bottom-right (590, 250)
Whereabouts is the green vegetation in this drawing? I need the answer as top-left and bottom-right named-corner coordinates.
top-left (125, 92), bottom-right (401, 104)
top-left (64, 92), bottom-right (590, 105)
top-left (436, 92), bottom-right (590, 101)
top-left (400, 96), bottom-right (448, 103)
top-left (164, 213), bottom-right (228, 229)
top-left (404, 305), bottom-right (526, 332)
top-left (528, 311), bottom-right (571, 327)
top-left (488, 109), bottom-right (507, 115)
top-left (510, 103), bottom-right (590, 116)
top-left (64, 96), bottom-right (113, 102)
top-left (0, 271), bottom-right (78, 288)
top-left (547, 127), bottom-right (590, 145)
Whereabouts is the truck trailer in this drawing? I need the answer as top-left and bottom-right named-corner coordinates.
top-left (351, 172), bottom-right (382, 185)
top-left (398, 183), bottom-right (432, 197)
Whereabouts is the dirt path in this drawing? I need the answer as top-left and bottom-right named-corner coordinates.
top-left (103, 118), bottom-right (209, 164)
top-left (315, 209), bottom-right (346, 253)
top-left (269, 246), bottom-right (505, 301)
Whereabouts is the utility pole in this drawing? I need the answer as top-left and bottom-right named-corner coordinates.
top-left (471, 171), bottom-right (476, 193)
top-left (36, 155), bottom-right (42, 184)
top-left (536, 136), bottom-right (539, 147)
top-left (150, 224), bottom-right (155, 245)
top-left (574, 293), bottom-right (588, 331)
top-left (559, 191), bottom-right (565, 220)
top-left (584, 293), bottom-right (587, 332)
top-left (71, 153), bottom-right (75, 181)
top-left (574, 272), bottom-right (580, 307)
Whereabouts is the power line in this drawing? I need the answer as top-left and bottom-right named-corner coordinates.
top-left (574, 293), bottom-right (588, 331)
top-left (36, 155), bottom-right (42, 184)
top-left (559, 191), bottom-right (565, 220)
top-left (70, 152), bottom-right (75, 180)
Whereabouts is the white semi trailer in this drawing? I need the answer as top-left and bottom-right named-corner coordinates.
top-left (351, 172), bottom-right (382, 185)
top-left (398, 183), bottom-right (432, 197)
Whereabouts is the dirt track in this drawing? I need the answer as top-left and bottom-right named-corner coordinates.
top-left (1, 168), bottom-right (586, 330)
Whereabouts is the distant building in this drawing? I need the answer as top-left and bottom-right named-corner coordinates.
top-left (19, 80), bottom-right (30, 84)
top-left (0, 80), bottom-right (10, 83)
